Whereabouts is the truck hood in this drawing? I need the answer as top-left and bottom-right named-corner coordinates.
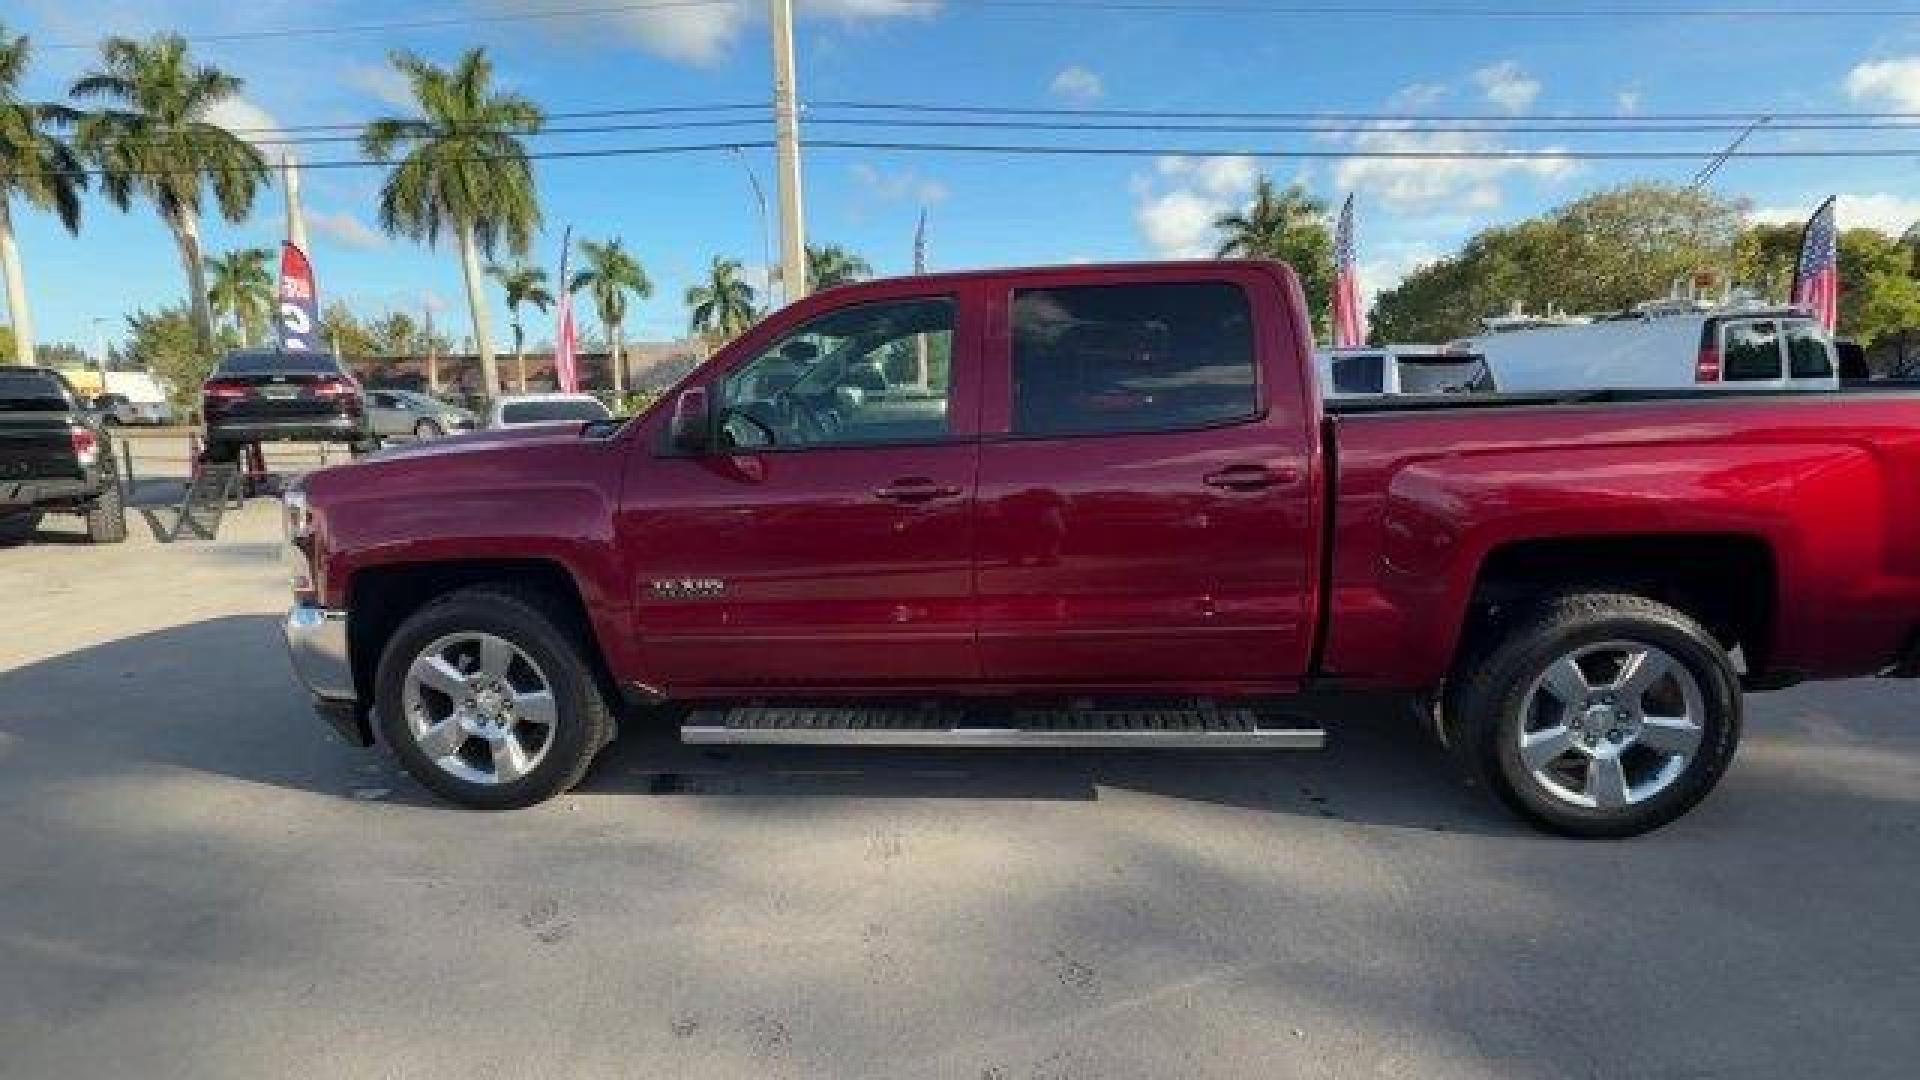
top-left (366, 422), bottom-right (595, 463)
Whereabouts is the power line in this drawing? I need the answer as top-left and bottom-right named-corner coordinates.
top-left (816, 100), bottom-right (1920, 122)
top-left (45, 0), bottom-right (1919, 48)
top-left (22, 138), bottom-right (1920, 180)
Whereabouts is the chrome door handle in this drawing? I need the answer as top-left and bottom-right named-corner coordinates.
top-left (874, 479), bottom-right (963, 503)
top-left (1204, 465), bottom-right (1291, 491)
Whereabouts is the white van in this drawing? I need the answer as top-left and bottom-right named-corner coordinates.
top-left (1463, 304), bottom-right (1839, 394)
top-left (1317, 347), bottom-right (1497, 399)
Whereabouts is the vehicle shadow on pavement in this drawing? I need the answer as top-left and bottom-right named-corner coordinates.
top-left (0, 612), bottom-right (1509, 835)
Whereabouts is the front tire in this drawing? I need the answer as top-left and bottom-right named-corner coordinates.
top-left (1443, 593), bottom-right (1741, 838)
top-left (414, 418), bottom-right (445, 440)
top-left (375, 587), bottom-right (614, 809)
top-left (84, 481), bottom-right (128, 544)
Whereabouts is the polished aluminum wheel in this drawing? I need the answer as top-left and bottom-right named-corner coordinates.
top-left (403, 632), bottom-right (558, 785)
top-left (1517, 640), bottom-right (1705, 810)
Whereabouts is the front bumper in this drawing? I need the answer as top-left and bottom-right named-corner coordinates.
top-left (284, 604), bottom-right (372, 745)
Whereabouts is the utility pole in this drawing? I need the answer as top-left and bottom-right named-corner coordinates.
top-left (768, 0), bottom-right (807, 304)
top-left (911, 208), bottom-right (930, 391)
top-left (424, 301), bottom-right (440, 395)
top-left (281, 153), bottom-right (309, 253)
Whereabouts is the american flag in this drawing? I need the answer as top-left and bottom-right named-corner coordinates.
top-left (553, 226), bottom-right (579, 394)
top-left (1331, 193), bottom-right (1365, 349)
top-left (1791, 196), bottom-right (1839, 333)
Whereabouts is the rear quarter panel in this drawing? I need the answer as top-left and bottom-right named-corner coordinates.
top-left (1324, 394), bottom-right (1920, 687)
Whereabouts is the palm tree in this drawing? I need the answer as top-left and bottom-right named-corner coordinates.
top-left (1213, 176), bottom-right (1334, 338)
top-left (569, 238), bottom-right (650, 398)
top-left (486, 260), bottom-right (552, 392)
top-left (806, 243), bottom-right (871, 289)
top-left (204, 246), bottom-right (273, 345)
top-left (361, 48), bottom-right (543, 399)
top-left (0, 25), bottom-right (84, 366)
top-left (686, 257), bottom-right (758, 344)
top-left (70, 34), bottom-right (266, 354)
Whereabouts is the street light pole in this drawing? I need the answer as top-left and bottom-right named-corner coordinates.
top-left (768, 0), bottom-right (808, 303)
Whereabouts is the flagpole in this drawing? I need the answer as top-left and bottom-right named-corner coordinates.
top-left (282, 153), bottom-right (309, 254)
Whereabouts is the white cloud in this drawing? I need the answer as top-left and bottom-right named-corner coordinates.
top-left (343, 63), bottom-right (414, 110)
top-left (849, 162), bottom-right (949, 204)
top-left (1355, 245), bottom-right (1439, 310)
top-left (474, 0), bottom-right (934, 66)
top-left (1616, 87), bottom-right (1643, 115)
top-left (1473, 61), bottom-right (1541, 113)
top-left (1387, 82), bottom-right (1449, 111)
top-left (1845, 56), bottom-right (1920, 110)
top-left (1133, 154), bottom-right (1260, 258)
top-left (1334, 125), bottom-right (1574, 213)
top-left (308, 209), bottom-right (387, 251)
top-left (1751, 193), bottom-right (1920, 237)
top-left (204, 95), bottom-right (286, 152)
top-left (1049, 64), bottom-right (1104, 103)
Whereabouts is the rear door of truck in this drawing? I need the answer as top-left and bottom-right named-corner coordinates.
top-left (971, 263), bottom-right (1322, 688)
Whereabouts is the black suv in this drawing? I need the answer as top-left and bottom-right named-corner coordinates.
top-left (202, 350), bottom-right (373, 459)
top-left (0, 367), bottom-right (127, 544)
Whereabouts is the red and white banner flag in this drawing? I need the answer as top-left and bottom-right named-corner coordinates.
top-left (553, 226), bottom-right (579, 393)
top-left (276, 242), bottom-right (320, 352)
top-left (1331, 193), bottom-right (1366, 349)
top-left (1790, 195), bottom-right (1839, 333)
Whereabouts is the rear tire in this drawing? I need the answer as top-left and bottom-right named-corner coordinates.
top-left (1442, 593), bottom-right (1741, 838)
top-left (375, 586), bottom-right (614, 810)
top-left (83, 481), bottom-right (128, 544)
top-left (0, 510), bottom-right (43, 541)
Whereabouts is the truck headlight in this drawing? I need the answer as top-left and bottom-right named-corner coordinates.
top-left (283, 488), bottom-right (313, 543)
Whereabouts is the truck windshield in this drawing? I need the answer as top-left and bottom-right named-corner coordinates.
top-left (0, 370), bottom-right (71, 412)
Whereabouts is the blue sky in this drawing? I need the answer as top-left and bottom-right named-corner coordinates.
top-left (6, 0), bottom-right (1920, 352)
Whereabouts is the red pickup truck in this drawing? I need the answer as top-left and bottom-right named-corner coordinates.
top-left (282, 260), bottom-right (1920, 836)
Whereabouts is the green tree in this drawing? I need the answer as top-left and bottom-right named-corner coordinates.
top-left (361, 48), bottom-right (543, 399)
top-left (1214, 177), bottom-right (1333, 340)
top-left (1736, 223), bottom-right (1920, 354)
top-left (1373, 183), bottom-right (1748, 343)
top-left (486, 260), bottom-right (552, 392)
top-left (368, 310), bottom-right (419, 355)
top-left (806, 243), bottom-right (872, 289)
top-left (123, 305), bottom-right (204, 416)
top-left (70, 34), bottom-right (266, 355)
top-left (569, 238), bottom-right (650, 398)
top-left (686, 257), bottom-right (757, 343)
top-left (321, 301), bottom-right (379, 357)
top-left (203, 246), bottom-right (273, 345)
top-left (1, 23), bottom-right (85, 366)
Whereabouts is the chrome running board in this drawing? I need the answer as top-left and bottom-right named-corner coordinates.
top-left (681, 705), bottom-right (1325, 749)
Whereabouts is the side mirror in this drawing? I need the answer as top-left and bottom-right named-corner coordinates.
top-left (669, 386), bottom-right (712, 453)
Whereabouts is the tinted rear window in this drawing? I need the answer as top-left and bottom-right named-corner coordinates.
top-left (1329, 355), bottom-right (1387, 394)
top-left (1011, 281), bottom-right (1258, 436)
top-left (216, 351), bottom-right (343, 375)
top-left (501, 400), bottom-right (610, 424)
top-left (0, 370), bottom-right (72, 411)
top-left (1784, 321), bottom-right (1835, 379)
top-left (1722, 321), bottom-right (1783, 381)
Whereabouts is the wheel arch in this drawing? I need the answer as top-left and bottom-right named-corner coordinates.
top-left (1456, 533), bottom-right (1778, 680)
top-left (345, 558), bottom-right (619, 737)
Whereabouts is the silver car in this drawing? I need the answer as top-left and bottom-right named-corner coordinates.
top-left (366, 390), bottom-right (477, 440)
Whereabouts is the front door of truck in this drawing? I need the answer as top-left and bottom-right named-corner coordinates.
top-left (623, 288), bottom-right (983, 691)
top-left (972, 268), bottom-right (1320, 689)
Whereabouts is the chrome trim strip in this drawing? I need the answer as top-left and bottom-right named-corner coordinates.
top-left (284, 604), bottom-right (354, 701)
top-left (679, 726), bottom-right (1325, 749)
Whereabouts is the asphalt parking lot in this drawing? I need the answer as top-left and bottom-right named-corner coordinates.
top-left (2, 485), bottom-right (1917, 1079)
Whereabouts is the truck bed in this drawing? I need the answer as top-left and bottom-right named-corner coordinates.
top-left (1323, 383), bottom-right (1920, 415)
top-left (1320, 389), bottom-right (1920, 689)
